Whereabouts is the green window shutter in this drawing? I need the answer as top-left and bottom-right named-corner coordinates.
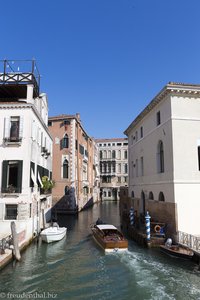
top-left (17, 161), bottom-right (23, 193)
top-left (1, 161), bottom-right (8, 192)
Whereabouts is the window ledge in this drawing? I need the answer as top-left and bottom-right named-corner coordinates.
top-left (1, 193), bottom-right (20, 197)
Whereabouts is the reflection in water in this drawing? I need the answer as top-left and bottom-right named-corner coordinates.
top-left (0, 202), bottom-right (200, 300)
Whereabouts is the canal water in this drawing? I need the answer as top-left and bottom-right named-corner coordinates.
top-left (0, 201), bottom-right (200, 300)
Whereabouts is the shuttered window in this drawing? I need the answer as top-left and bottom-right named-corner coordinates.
top-left (1, 160), bottom-right (23, 193)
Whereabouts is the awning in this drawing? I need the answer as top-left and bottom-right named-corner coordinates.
top-left (31, 168), bottom-right (37, 186)
top-left (38, 172), bottom-right (43, 188)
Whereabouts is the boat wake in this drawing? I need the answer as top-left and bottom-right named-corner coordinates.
top-left (113, 249), bottom-right (200, 300)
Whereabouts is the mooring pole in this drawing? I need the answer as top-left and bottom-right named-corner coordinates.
top-left (129, 207), bottom-right (134, 226)
top-left (145, 211), bottom-right (151, 242)
top-left (10, 221), bottom-right (21, 261)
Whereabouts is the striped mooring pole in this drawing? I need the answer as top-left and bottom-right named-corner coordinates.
top-left (129, 207), bottom-right (134, 226)
top-left (145, 211), bottom-right (151, 242)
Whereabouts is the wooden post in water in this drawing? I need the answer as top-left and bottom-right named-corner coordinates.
top-left (42, 208), bottom-right (45, 229)
top-left (11, 221), bottom-right (21, 261)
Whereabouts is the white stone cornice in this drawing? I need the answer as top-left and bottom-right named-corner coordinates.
top-left (124, 82), bottom-right (200, 135)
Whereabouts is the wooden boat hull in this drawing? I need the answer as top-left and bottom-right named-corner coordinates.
top-left (91, 225), bottom-right (128, 253)
top-left (40, 227), bottom-right (67, 243)
top-left (160, 245), bottom-right (193, 259)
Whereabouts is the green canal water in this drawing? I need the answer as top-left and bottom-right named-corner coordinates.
top-left (0, 202), bottom-right (200, 300)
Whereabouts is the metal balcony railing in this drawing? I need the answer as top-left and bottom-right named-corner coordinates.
top-left (178, 231), bottom-right (200, 253)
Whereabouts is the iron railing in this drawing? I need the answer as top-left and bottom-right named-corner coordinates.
top-left (178, 231), bottom-right (200, 253)
top-left (0, 59), bottom-right (40, 96)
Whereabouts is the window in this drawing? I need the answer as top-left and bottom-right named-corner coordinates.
top-left (159, 192), bottom-right (165, 202)
top-left (1, 160), bottom-right (23, 193)
top-left (149, 191), bottom-right (154, 200)
top-left (124, 150), bottom-right (128, 159)
top-left (131, 191), bottom-right (134, 198)
top-left (140, 126), bottom-right (143, 138)
top-left (131, 161), bottom-right (134, 177)
top-left (157, 141), bottom-right (164, 173)
top-left (85, 150), bottom-right (88, 157)
top-left (108, 191), bottom-right (111, 197)
top-left (107, 162), bottom-right (111, 173)
top-left (124, 163), bottom-right (128, 174)
top-left (135, 131), bottom-right (138, 142)
top-left (156, 111), bottom-right (161, 126)
top-left (118, 150), bottom-right (121, 159)
top-left (62, 134), bottom-right (69, 149)
top-left (140, 157), bottom-right (144, 176)
top-left (108, 150), bottom-right (111, 158)
top-left (112, 162), bottom-right (116, 173)
top-left (4, 116), bottom-right (23, 143)
top-left (100, 151), bottom-right (103, 159)
top-left (79, 144), bottom-right (84, 155)
top-left (118, 164), bottom-right (121, 173)
top-left (103, 191), bottom-right (107, 197)
top-left (112, 150), bottom-right (116, 159)
top-left (63, 159), bottom-right (69, 178)
top-left (117, 143), bottom-right (122, 146)
top-left (117, 177), bottom-right (121, 183)
top-left (48, 121), bottom-right (52, 127)
top-left (5, 204), bottom-right (18, 220)
top-left (136, 159), bottom-right (138, 177)
top-left (63, 119), bottom-right (70, 125)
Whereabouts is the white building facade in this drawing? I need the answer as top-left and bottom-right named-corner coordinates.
top-left (0, 60), bottom-right (52, 245)
top-left (96, 138), bottom-right (128, 201)
top-left (125, 82), bottom-right (200, 236)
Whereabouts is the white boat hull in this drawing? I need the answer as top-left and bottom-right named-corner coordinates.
top-left (40, 227), bottom-right (67, 243)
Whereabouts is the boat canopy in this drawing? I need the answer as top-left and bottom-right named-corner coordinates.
top-left (97, 224), bottom-right (117, 230)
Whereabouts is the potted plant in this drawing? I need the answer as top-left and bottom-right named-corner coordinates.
top-left (41, 176), bottom-right (55, 194)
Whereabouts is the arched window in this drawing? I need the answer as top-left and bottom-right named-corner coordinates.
top-left (63, 159), bottom-right (69, 178)
top-left (103, 150), bottom-right (107, 159)
top-left (149, 191), bottom-right (154, 200)
top-left (131, 191), bottom-right (135, 198)
top-left (62, 134), bottom-right (69, 148)
top-left (158, 192), bottom-right (165, 202)
top-left (112, 150), bottom-right (116, 159)
top-left (157, 140), bottom-right (164, 173)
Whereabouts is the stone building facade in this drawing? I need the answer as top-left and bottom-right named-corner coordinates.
top-left (95, 138), bottom-right (128, 201)
top-left (0, 60), bottom-right (52, 242)
top-left (48, 114), bottom-right (100, 213)
top-left (124, 82), bottom-right (200, 236)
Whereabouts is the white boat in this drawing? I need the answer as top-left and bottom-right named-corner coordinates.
top-left (40, 226), bottom-right (67, 243)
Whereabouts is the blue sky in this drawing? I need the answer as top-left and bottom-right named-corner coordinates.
top-left (2, 0), bottom-right (200, 138)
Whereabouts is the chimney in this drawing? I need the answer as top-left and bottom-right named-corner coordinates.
top-left (76, 113), bottom-right (80, 121)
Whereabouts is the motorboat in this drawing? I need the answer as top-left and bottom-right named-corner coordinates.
top-left (40, 225), bottom-right (67, 243)
top-left (160, 239), bottom-right (193, 260)
top-left (91, 223), bottom-right (128, 253)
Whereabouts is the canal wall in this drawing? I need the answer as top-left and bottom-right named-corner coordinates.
top-left (0, 235), bottom-right (35, 270)
top-left (120, 187), bottom-right (177, 241)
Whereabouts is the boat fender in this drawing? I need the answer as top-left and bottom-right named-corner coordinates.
top-left (154, 224), bottom-right (161, 233)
